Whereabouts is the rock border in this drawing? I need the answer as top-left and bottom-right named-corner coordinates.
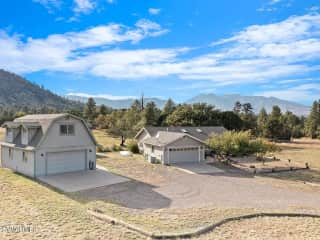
top-left (88, 209), bottom-right (320, 239)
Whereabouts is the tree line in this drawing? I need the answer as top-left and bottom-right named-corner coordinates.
top-left (0, 97), bottom-right (319, 142)
top-left (81, 98), bottom-right (320, 144)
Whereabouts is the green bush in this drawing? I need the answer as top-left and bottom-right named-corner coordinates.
top-left (111, 144), bottom-right (123, 152)
top-left (127, 140), bottom-right (140, 154)
top-left (207, 131), bottom-right (278, 157)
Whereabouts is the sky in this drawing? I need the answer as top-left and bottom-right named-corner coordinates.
top-left (0, 0), bottom-right (320, 105)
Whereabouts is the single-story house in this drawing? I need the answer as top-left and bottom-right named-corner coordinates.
top-left (0, 114), bottom-right (97, 178)
top-left (135, 126), bottom-right (226, 164)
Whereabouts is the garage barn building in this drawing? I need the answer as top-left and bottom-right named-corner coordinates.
top-left (1, 114), bottom-right (96, 178)
top-left (135, 126), bottom-right (225, 164)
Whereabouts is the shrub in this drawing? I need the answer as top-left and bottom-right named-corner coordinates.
top-left (207, 131), bottom-right (278, 157)
top-left (97, 145), bottom-right (111, 153)
top-left (127, 140), bottom-right (140, 154)
top-left (111, 144), bottom-right (123, 152)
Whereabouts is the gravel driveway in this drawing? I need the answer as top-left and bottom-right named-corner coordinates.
top-left (79, 164), bottom-right (320, 210)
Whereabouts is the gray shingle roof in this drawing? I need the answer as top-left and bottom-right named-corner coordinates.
top-left (143, 131), bottom-right (186, 147)
top-left (1, 113), bottom-right (96, 148)
top-left (139, 126), bottom-right (226, 142)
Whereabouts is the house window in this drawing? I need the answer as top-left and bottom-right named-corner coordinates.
top-left (151, 146), bottom-right (155, 153)
top-left (60, 124), bottom-right (75, 136)
top-left (22, 152), bottom-right (28, 162)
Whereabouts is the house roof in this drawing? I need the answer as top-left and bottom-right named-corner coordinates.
top-left (1, 113), bottom-right (97, 148)
top-left (136, 126), bottom-right (226, 142)
top-left (143, 131), bottom-right (187, 147)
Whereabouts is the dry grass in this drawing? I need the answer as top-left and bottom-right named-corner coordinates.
top-left (87, 201), bottom-right (259, 235)
top-left (0, 169), bottom-right (143, 240)
top-left (93, 129), bottom-right (123, 149)
top-left (197, 216), bottom-right (320, 240)
top-left (266, 138), bottom-right (320, 184)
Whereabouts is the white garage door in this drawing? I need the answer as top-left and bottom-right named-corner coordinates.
top-left (46, 150), bottom-right (86, 175)
top-left (168, 147), bottom-right (199, 164)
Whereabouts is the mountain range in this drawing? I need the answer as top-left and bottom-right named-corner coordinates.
top-left (0, 69), bottom-right (310, 115)
top-left (67, 93), bottom-right (310, 116)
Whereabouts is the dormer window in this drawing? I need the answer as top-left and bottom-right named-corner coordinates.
top-left (60, 124), bottom-right (75, 136)
top-left (21, 127), bottom-right (28, 145)
top-left (6, 128), bottom-right (13, 142)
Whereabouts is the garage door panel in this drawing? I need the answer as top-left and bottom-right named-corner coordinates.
top-left (46, 150), bottom-right (86, 175)
top-left (169, 148), bottom-right (199, 164)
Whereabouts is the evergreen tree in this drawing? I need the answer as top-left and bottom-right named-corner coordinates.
top-left (84, 98), bottom-right (97, 124)
top-left (99, 104), bottom-right (109, 115)
top-left (257, 108), bottom-right (268, 137)
top-left (305, 100), bottom-right (320, 138)
top-left (143, 101), bottom-right (160, 126)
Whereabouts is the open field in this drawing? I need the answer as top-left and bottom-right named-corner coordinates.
top-left (268, 138), bottom-right (320, 183)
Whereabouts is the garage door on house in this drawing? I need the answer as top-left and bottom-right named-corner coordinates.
top-left (46, 150), bottom-right (86, 175)
top-left (168, 147), bottom-right (200, 164)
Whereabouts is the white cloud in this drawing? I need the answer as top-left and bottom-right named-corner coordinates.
top-left (269, 0), bottom-right (281, 5)
top-left (32, 0), bottom-right (62, 13)
top-left (0, 20), bottom-right (169, 73)
top-left (67, 93), bottom-right (136, 100)
top-left (0, 13), bottom-right (320, 89)
top-left (73, 0), bottom-right (95, 14)
top-left (257, 84), bottom-right (320, 102)
top-left (148, 8), bottom-right (161, 15)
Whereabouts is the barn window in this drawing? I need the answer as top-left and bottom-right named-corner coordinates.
top-left (22, 152), bottom-right (28, 162)
top-left (9, 148), bottom-right (12, 160)
top-left (60, 124), bottom-right (75, 136)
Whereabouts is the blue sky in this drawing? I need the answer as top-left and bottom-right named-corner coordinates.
top-left (0, 0), bottom-right (320, 105)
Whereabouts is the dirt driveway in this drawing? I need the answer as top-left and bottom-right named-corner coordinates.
top-left (79, 156), bottom-right (320, 210)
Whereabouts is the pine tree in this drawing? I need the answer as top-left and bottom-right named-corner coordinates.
top-left (257, 108), bottom-right (268, 137)
top-left (143, 101), bottom-right (159, 126)
top-left (305, 100), bottom-right (320, 138)
top-left (84, 98), bottom-right (97, 124)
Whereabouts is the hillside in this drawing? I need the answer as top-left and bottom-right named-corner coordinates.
top-left (0, 70), bottom-right (82, 110)
top-left (187, 94), bottom-right (310, 116)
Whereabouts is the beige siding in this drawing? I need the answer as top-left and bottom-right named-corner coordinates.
top-left (1, 146), bottom-right (35, 177)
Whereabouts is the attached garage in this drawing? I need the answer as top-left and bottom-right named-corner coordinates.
top-left (168, 147), bottom-right (200, 164)
top-left (46, 150), bottom-right (87, 175)
top-left (143, 131), bottom-right (206, 165)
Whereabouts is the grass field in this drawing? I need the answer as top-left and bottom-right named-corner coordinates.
top-left (268, 138), bottom-right (320, 183)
